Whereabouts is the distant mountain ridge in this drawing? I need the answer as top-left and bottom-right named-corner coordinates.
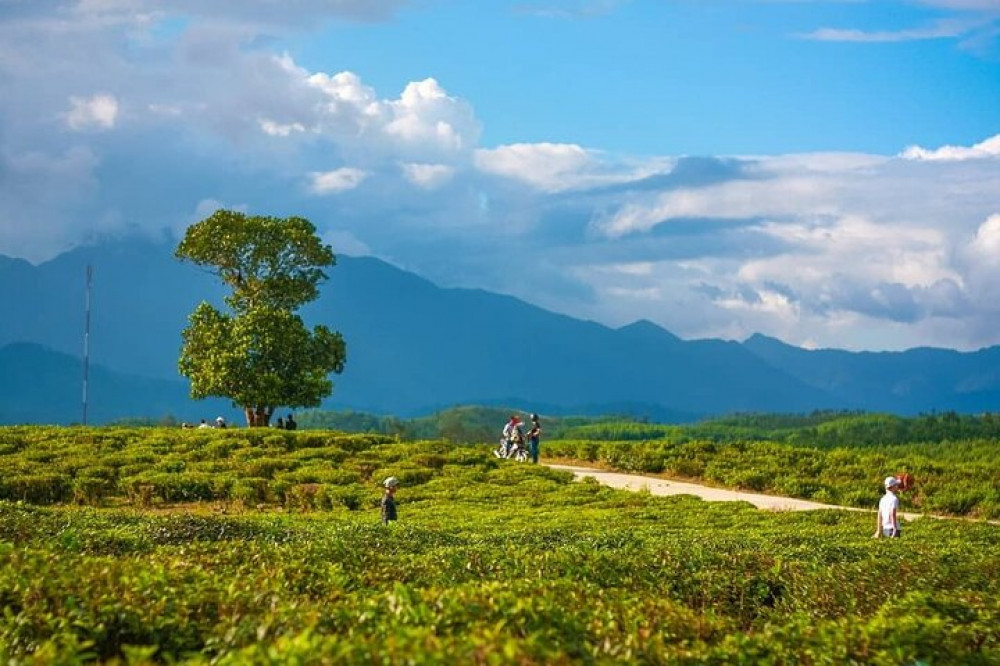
top-left (1, 238), bottom-right (998, 424)
top-left (0, 342), bottom-right (232, 425)
top-left (742, 333), bottom-right (1000, 414)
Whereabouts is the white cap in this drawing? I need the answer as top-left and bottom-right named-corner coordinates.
top-left (884, 476), bottom-right (900, 488)
top-left (384, 476), bottom-right (399, 488)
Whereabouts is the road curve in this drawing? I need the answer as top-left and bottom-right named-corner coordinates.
top-left (545, 463), bottom-right (921, 520)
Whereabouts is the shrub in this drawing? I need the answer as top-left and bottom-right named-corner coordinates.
top-left (0, 473), bottom-right (72, 504)
top-left (231, 478), bottom-right (270, 504)
top-left (72, 477), bottom-right (112, 506)
top-left (669, 459), bottom-right (706, 478)
top-left (242, 457), bottom-right (297, 479)
top-left (124, 473), bottom-right (216, 503)
top-left (326, 486), bottom-right (364, 510)
top-left (285, 484), bottom-right (323, 511)
top-left (925, 489), bottom-right (980, 516)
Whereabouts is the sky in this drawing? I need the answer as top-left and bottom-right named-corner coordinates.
top-left (1, 0), bottom-right (999, 352)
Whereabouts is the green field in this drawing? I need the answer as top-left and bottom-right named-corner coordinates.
top-left (2, 426), bottom-right (999, 663)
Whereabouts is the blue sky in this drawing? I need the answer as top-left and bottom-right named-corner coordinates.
top-left (1, 0), bottom-right (999, 351)
top-left (291, 0), bottom-right (999, 154)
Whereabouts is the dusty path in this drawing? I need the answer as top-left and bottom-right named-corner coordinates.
top-left (545, 463), bottom-right (922, 520)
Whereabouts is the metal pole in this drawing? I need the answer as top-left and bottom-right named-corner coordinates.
top-left (82, 264), bottom-right (92, 425)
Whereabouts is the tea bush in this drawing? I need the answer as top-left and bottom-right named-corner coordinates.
top-left (1, 426), bottom-right (999, 663)
top-left (546, 429), bottom-right (1000, 517)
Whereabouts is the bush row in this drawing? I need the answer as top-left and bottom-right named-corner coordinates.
top-left (545, 437), bottom-right (1000, 518)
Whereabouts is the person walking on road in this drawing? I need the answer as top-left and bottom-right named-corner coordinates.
top-left (874, 476), bottom-right (902, 538)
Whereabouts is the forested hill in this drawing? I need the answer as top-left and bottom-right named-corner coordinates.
top-left (1, 237), bottom-right (999, 423)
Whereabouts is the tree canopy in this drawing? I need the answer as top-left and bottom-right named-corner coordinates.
top-left (176, 210), bottom-right (346, 426)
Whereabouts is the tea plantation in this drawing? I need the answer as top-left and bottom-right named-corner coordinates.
top-left (1, 426), bottom-right (999, 664)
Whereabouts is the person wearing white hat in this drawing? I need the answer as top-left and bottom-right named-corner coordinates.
top-left (874, 476), bottom-right (902, 538)
top-left (381, 476), bottom-right (399, 525)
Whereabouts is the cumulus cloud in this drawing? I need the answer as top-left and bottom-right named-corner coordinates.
top-left (968, 213), bottom-right (1000, 256)
top-left (595, 171), bottom-right (839, 238)
top-left (900, 134), bottom-right (1000, 161)
top-left (400, 162), bottom-right (455, 189)
top-left (308, 167), bottom-right (368, 194)
top-left (284, 68), bottom-right (482, 163)
top-left (66, 93), bottom-right (119, 130)
top-left (474, 142), bottom-right (665, 193)
top-left (555, 141), bottom-right (1000, 350)
top-left (475, 143), bottom-right (593, 191)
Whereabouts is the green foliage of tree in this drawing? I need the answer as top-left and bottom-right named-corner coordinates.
top-left (176, 211), bottom-right (346, 426)
top-left (176, 210), bottom-right (334, 311)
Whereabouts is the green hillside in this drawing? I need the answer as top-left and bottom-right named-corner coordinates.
top-left (1, 426), bottom-right (999, 663)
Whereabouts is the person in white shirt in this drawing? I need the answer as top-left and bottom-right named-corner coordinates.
top-left (874, 476), bottom-right (902, 538)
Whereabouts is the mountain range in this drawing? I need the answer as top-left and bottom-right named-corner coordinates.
top-left (1, 237), bottom-right (998, 425)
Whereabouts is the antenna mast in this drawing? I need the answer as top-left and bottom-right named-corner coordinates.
top-left (82, 264), bottom-right (92, 425)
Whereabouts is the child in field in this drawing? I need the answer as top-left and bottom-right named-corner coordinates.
top-left (874, 476), bottom-right (902, 538)
top-left (381, 476), bottom-right (399, 525)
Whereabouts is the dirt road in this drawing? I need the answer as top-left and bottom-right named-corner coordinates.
top-left (546, 463), bottom-right (922, 520)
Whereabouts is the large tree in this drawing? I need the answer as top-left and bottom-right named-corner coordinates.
top-left (176, 210), bottom-right (346, 426)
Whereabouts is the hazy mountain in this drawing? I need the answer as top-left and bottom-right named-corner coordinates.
top-left (742, 333), bottom-right (1000, 414)
top-left (1, 238), bottom-right (998, 424)
top-left (0, 342), bottom-right (235, 425)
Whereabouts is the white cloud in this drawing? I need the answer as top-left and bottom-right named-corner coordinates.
top-left (259, 118), bottom-right (306, 137)
top-left (968, 213), bottom-right (1000, 256)
top-left (308, 167), bottom-right (368, 194)
top-left (745, 215), bottom-right (958, 290)
top-left (900, 134), bottom-right (1000, 161)
top-left (797, 3), bottom-right (1000, 55)
top-left (386, 79), bottom-right (467, 151)
top-left (556, 145), bottom-right (1000, 350)
top-left (400, 162), bottom-right (455, 189)
top-left (475, 143), bottom-right (593, 191)
top-left (959, 213), bottom-right (1000, 315)
top-left (473, 142), bottom-right (662, 192)
top-left (300, 70), bottom-right (480, 161)
top-left (596, 172), bottom-right (839, 238)
top-left (66, 93), bottom-right (119, 130)
top-left (801, 18), bottom-right (975, 43)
